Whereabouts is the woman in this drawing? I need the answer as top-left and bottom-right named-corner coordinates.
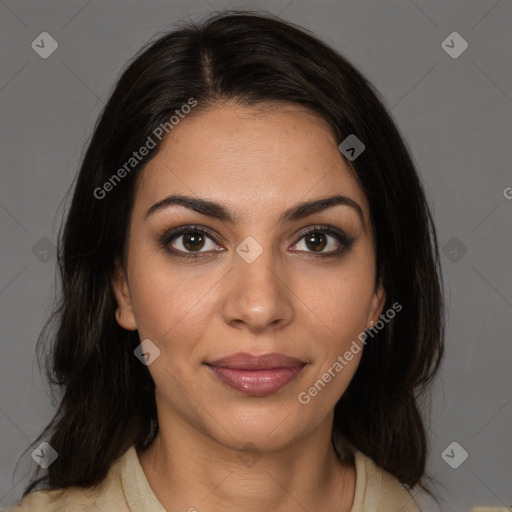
top-left (8, 11), bottom-right (444, 512)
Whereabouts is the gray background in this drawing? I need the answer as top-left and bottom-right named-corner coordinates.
top-left (0, 0), bottom-right (511, 511)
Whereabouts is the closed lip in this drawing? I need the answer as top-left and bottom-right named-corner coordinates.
top-left (204, 352), bottom-right (307, 396)
top-left (205, 352), bottom-right (306, 370)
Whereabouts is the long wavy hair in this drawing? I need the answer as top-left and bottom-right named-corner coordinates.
top-left (19, 10), bottom-right (444, 497)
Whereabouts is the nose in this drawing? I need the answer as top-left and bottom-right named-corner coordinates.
top-left (221, 244), bottom-right (294, 334)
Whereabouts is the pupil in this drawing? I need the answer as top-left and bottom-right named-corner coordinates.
top-left (306, 232), bottom-right (326, 252)
top-left (183, 233), bottom-right (204, 251)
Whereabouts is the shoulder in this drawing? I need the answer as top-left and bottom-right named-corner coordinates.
top-left (352, 450), bottom-right (421, 512)
top-left (3, 487), bottom-right (97, 512)
top-left (4, 452), bottom-right (128, 512)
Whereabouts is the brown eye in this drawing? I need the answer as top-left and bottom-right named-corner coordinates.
top-left (304, 232), bottom-right (327, 252)
top-left (290, 225), bottom-right (355, 258)
top-left (160, 226), bottom-right (224, 259)
top-left (181, 232), bottom-right (206, 251)
top-left (170, 231), bottom-right (218, 253)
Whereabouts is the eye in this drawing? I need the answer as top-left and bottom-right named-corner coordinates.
top-left (160, 225), bottom-right (224, 259)
top-left (290, 225), bottom-right (354, 258)
top-left (159, 224), bottom-right (354, 260)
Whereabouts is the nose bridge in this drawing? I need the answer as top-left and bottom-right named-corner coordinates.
top-left (222, 235), bottom-right (294, 331)
top-left (237, 238), bottom-right (281, 294)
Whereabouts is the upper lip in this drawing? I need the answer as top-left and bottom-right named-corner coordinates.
top-left (206, 352), bottom-right (306, 370)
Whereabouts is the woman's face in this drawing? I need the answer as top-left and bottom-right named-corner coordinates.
top-left (113, 102), bottom-right (385, 452)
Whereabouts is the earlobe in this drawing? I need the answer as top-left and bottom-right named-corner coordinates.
top-left (114, 306), bottom-right (137, 331)
top-left (111, 261), bottom-right (137, 331)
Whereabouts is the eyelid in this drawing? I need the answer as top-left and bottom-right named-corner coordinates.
top-left (290, 225), bottom-right (354, 256)
top-left (159, 224), bottom-right (222, 254)
top-left (158, 223), bottom-right (354, 259)
top-left (293, 224), bottom-right (352, 243)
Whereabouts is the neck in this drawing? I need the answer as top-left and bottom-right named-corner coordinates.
top-left (137, 413), bottom-right (355, 512)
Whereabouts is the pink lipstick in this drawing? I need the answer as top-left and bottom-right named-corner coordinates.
top-left (205, 352), bottom-right (306, 396)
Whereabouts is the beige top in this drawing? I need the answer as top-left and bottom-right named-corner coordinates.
top-left (6, 445), bottom-right (420, 511)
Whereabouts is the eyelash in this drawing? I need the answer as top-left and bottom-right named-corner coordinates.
top-left (158, 224), bottom-right (355, 260)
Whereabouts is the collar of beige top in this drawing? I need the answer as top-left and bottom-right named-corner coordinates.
top-left (120, 441), bottom-right (401, 512)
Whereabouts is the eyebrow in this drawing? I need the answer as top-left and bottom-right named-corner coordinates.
top-left (145, 193), bottom-right (366, 229)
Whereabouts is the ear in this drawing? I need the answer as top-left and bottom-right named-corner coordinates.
top-left (367, 279), bottom-right (386, 328)
top-left (111, 260), bottom-right (137, 331)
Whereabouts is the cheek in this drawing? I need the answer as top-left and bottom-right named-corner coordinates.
top-left (292, 261), bottom-right (375, 405)
top-left (296, 254), bottom-right (376, 340)
top-left (126, 245), bottom-right (220, 362)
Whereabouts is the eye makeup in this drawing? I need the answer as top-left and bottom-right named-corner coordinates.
top-left (157, 223), bottom-right (356, 261)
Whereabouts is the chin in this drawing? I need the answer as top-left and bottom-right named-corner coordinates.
top-left (203, 406), bottom-right (312, 451)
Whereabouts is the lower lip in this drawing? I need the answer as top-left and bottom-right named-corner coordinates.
top-left (206, 365), bottom-right (305, 396)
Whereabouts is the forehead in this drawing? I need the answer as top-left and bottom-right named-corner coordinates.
top-left (135, 103), bottom-right (370, 224)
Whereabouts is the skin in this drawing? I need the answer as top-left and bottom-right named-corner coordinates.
top-left (112, 102), bottom-right (386, 512)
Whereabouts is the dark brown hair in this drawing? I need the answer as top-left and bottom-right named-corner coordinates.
top-left (20, 10), bottom-right (444, 497)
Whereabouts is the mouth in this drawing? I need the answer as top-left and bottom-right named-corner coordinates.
top-left (204, 352), bottom-right (307, 396)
